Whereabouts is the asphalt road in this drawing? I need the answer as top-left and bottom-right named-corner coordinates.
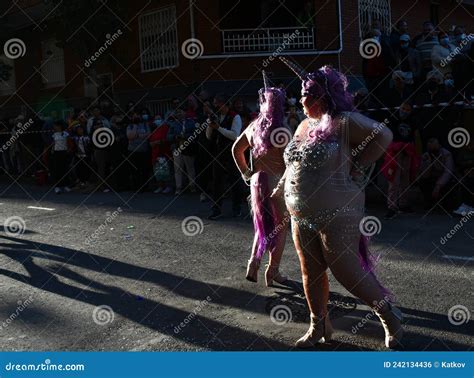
top-left (0, 182), bottom-right (472, 351)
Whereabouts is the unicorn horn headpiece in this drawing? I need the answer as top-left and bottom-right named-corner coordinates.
top-left (279, 56), bottom-right (308, 81)
top-left (262, 70), bottom-right (270, 90)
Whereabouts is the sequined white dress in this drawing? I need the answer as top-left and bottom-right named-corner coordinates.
top-left (283, 112), bottom-right (365, 249)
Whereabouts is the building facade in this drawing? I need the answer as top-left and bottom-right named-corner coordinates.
top-left (0, 0), bottom-right (472, 118)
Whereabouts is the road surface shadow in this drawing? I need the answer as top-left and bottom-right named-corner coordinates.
top-left (0, 234), bottom-right (471, 351)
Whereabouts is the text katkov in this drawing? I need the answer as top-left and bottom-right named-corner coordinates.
top-left (442, 362), bottom-right (465, 368)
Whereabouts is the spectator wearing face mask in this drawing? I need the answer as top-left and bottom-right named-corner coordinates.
top-left (150, 115), bottom-right (173, 194)
top-left (431, 31), bottom-right (456, 78)
top-left (452, 26), bottom-right (472, 53)
top-left (390, 20), bottom-right (409, 54)
top-left (416, 70), bottom-right (450, 106)
top-left (382, 102), bottom-right (421, 219)
top-left (392, 34), bottom-right (422, 88)
top-left (362, 28), bottom-right (395, 108)
top-left (418, 138), bottom-right (455, 210)
top-left (415, 21), bottom-right (439, 80)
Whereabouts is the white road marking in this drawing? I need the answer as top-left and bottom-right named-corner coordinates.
top-left (27, 206), bottom-right (55, 211)
top-left (442, 255), bottom-right (474, 262)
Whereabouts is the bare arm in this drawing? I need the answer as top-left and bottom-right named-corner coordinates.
top-left (348, 112), bottom-right (393, 169)
top-left (232, 132), bottom-right (251, 178)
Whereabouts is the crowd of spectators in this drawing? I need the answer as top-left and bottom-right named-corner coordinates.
top-left (0, 19), bottom-right (472, 218)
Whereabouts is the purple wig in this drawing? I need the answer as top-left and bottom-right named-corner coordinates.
top-left (280, 57), bottom-right (354, 141)
top-left (251, 171), bottom-right (279, 260)
top-left (252, 72), bottom-right (286, 159)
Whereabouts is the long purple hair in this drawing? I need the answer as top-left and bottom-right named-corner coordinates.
top-left (251, 171), bottom-right (279, 260)
top-left (250, 71), bottom-right (287, 259)
top-left (252, 74), bottom-right (286, 159)
top-left (280, 57), bottom-right (354, 142)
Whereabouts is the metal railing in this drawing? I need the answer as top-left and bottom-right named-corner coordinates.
top-left (222, 27), bottom-right (315, 53)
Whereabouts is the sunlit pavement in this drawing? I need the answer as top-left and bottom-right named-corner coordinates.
top-left (0, 182), bottom-right (472, 351)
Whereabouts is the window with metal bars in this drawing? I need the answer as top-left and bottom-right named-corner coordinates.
top-left (358, 0), bottom-right (392, 38)
top-left (139, 6), bottom-right (179, 72)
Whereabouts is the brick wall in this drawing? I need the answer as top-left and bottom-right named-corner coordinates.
top-left (2, 0), bottom-right (473, 115)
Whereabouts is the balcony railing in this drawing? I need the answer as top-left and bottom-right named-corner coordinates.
top-left (222, 27), bottom-right (315, 54)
